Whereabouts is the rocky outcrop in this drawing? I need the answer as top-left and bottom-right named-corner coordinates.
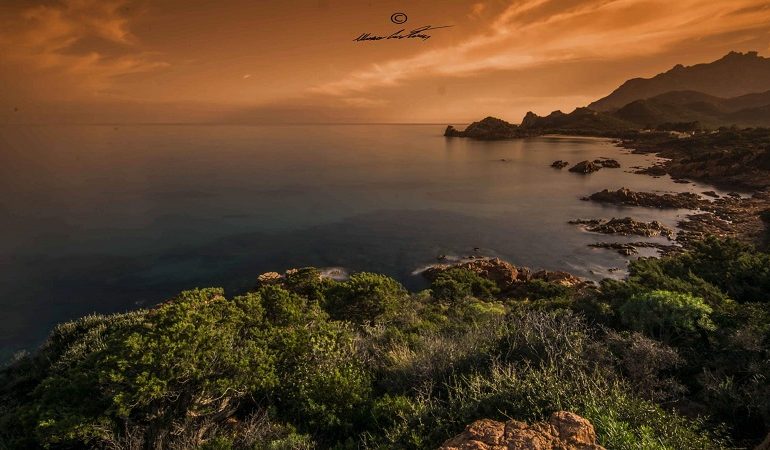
top-left (422, 258), bottom-right (586, 291)
top-left (569, 161), bottom-right (602, 174)
top-left (594, 158), bottom-right (620, 168)
top-left (634, 164), bottom-right (668, 177)
top-left (589, 241), bottom-right (679, 256)
top-left (444, 117), bottom-right (531, 140)
top-left (586, 188), bottom-right (702, 209)
top-left (551, 160), bottom-right (570, 169)
top-left (439, 411), bottom-right (606, 450)
top-left (570, 217), bottom-right (674, 238)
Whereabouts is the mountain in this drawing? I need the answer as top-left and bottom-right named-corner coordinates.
top-left (519, 107), bottom-right (635, 133)
top-left (589, 51), bottom-right (770, 111)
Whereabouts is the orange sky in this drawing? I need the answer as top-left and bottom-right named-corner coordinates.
top-left (2, 0), bottom-right (770, 123)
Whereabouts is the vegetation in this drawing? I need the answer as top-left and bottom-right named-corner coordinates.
top-left (1, 238), bottom-right (769, 449)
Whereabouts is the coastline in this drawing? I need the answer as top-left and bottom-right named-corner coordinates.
top-left (445, 121), bottom-right (770, 254)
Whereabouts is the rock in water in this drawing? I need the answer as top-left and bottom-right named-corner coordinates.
top-left (569, 160), bottom-right (602, 174)
top-left (575, 217), bottom-right (674, 238)
top-left (594, 158), bottom-right (621, 168)
top-left (439, 411), bottom-right (606, 450)
top-left (551, 160), bottom-right (570, 169)
top-left (586, 188), bottom-right (702, 209)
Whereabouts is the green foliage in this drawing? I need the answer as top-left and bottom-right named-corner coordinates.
top-left (430, 268), bottom-right (500, 301)
top-left (617, 290), bottom-right (715, 343)
top-left (325, 273), bottom-right (408, 324)
top-left (2, 241), bottom-right (770, 449)
top-left (629, 237), bottom-right (770, 304)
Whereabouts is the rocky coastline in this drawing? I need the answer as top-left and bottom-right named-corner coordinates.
top-left (445, 118), bottom-right (770, 254)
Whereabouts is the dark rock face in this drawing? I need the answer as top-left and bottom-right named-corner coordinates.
top-left (443, 116), bottom-right (527, 140)
top-left (444, 125), bottom-right (462, 137)
top-left (586, 188), bottom-right (702, 209)
top-left (569, 160), bottom-right (602, 174)
top-left (422, 257), bottom-right (587, 291)
top-left (589, 51), bottom-right (770, 111)
top-left (551, 160), bottom-right (570, 169)
top-left (572, 217), bottom-right (674, 238)
top-left (635, 165), bottom-right (668, 176)
top-left (439, 411), bottom-right (606, 450)
top-left (594, 158), bottom-right (621, 168)
top-left (588, 241), bottom-right (679, 256)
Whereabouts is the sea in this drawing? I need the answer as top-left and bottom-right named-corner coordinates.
top-left (0, 124), bottom-right (730, 360)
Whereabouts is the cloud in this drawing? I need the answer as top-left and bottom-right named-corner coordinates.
top-left (469, 2), bottom-right (487, 19)
top-left (0, 0), bottom-right (167, 95)
top-left (311, 0), bottom-right (770, 97)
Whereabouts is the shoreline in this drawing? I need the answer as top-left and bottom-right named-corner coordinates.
top-left (445, 123), bottom-right (770, 253)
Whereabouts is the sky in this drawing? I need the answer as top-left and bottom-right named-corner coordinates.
top-left (2, 0), bottom-right (770, 124)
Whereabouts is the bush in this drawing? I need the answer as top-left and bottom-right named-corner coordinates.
top-left (324, 273), bottom-right (408, 324)
top-left (616, 290), bottom-right (715, 343)
top-left (430, 269), bottom-right (500, 301)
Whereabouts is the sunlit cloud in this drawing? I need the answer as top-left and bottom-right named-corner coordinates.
top-left (468, 2), bottom-right (487, 19)
top-left (311, 0), bottom-right (770, 97)
top-left (0, 0), bottom-right (168, 93)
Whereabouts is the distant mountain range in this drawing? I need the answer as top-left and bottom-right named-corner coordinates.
top-left (589, 51), bottom-right (770, 112)
top-left (448, 51), bottom-right (770, 138)
top-left (520, 51), bottom-right (770, 131)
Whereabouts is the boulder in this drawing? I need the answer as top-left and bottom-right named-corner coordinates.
top-left (439, 411), bottom-right (606, 450)
top-left (569, 161), bottom-right (602, 174)
top-left (551, 160), bottom-right (570, 169)
top-left (594, 158), bottom-right (620, 168)
top-left (256, 271), bottom-right (283, 286)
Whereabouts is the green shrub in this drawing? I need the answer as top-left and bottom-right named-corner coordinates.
top-left (430, 269), bottom-right (500, 301)
top-left (617, 290), bottom-right (715, 343)
top-left (324, 273), bottom-right (408, 324)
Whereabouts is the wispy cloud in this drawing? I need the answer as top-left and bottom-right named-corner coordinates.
top-left (311, 0), bottom-right (770, 97)
top-left (0, 0), bottom-right (167, 93)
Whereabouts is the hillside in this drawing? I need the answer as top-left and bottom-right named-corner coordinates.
top-left (2, 244), bottom-right (770, 449)
top-left (589, 51), bottom-right (770, 111)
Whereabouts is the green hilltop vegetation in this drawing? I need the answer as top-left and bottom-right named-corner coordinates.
top-left (1, 238), bottom-right (769, 449)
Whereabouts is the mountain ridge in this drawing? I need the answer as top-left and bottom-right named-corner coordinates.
top-left (589, 51), bottom-right (770, 112)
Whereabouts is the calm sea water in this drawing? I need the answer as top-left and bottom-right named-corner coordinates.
top-left (0, 124), bottom-right (727, 359)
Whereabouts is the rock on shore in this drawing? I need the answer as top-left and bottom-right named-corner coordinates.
top-left (586, 188), bottom-right (702, 209)
top-left (570, 217), bottom-right (674, 238)
top-left (422, 257), bottom-right (588, 291)
top-left (439, 411), bottom-right (606, 450)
